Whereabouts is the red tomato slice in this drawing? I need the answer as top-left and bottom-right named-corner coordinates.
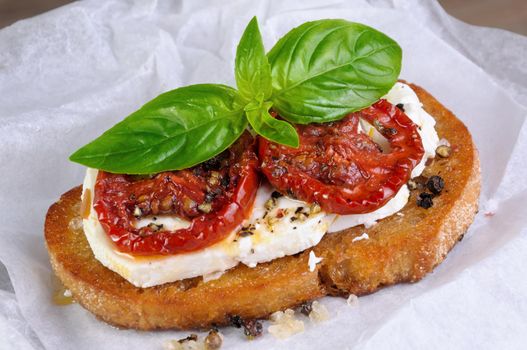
top-left (93, 132), bottom-right (259, 255)
top-left (259, 100), bottom-right (424, 215)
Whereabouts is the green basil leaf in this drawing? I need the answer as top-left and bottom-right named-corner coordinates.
top-left (245, 101), bottom-right (299, 148)
top-left (70, 84), bottom-right (247, 174)
top-left (268, 19), bottom-right (402, 124)
top-left (235, 16), bottom-right (273, 103)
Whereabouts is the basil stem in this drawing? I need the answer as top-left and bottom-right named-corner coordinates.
top-left (235, 16), bottom-right (299, 147)
top-left (245, 101), bottom-right (299, 148)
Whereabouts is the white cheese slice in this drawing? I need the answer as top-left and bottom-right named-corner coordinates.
top-left (385, 82), bottom-right (440, 177)
top-left (82, 170), bottom-right (332, 287)
top-left (329, 82), bottom-right (439, 232)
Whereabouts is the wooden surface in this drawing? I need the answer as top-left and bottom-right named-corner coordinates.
top-left (0, 0), bottom-right (526, 36)
top-left (440, 0), bottom-right (527, 35)
top-left (0, 0), bottom-right (72, 28)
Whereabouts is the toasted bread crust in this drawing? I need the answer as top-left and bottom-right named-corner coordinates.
top-left (44, 83), bottom-right (480, 330)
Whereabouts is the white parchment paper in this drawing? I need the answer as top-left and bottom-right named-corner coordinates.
top-left (1, 0), bottom-right (526, 349)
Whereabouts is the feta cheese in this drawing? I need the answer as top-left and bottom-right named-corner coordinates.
top-left (308, 251), bottom-right (323, 272)
top-left (352, 233), bottom-right (369, 242)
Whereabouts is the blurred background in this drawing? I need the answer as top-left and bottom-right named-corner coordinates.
top-left (0, 0), bottom-right (526, 35)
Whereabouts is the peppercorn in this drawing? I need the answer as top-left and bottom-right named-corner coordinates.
top-left (146, 222), bottom-right (163, 231)
top-left (242, 319), bottom-right (263, 339)
top-left (133, 206), bottom-right (142, 218)
top-left (159, 196), bottom-right (173, 211)
top-left (204, 191), bottom-right (217, 203)
top-left (202, 156), bottom-right (222, 171)
top-left (220, 175), bottom-right (230, 188)
top-left (407, 179), bottom-right (418, 191)
top-left (426, 175), bottom-right (445, 195)
top-left (238, 229), bottom-right (253, 237)
top-left (208, 176), bottom-right (219, 186)
top-left (417, 193), bottom-right (434, 209)
top-left (271, 191), bottom-right (283, 199)
top-left (264, 198), bottom-right (276, 211)
top-left (436, 145), bottom-right (452, 158)
top-left (309, 203), bottom-right (322, 214)
top-left (300, 301), bottom-right (313, 316)
top-left (396, 103), bottom-right (405, 111)
top-left (204, 329), bottom-right (223, 350)
top-left (382, 127), bottom-right (398, 136)
top-left (198, 202), bottom-right (212, 213)
top-left (373, 119), bottom-right (398, 136)
top-left (272, 166), bottom-right (286, 178)
top-left (228, 315), bottom-right (243, 328)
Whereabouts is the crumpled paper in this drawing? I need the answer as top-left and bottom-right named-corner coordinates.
top-left (0, 0), bottom-right (526, 349)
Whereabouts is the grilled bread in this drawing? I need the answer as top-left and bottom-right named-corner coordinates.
top-left (44, 83), bottom-right (480, 330)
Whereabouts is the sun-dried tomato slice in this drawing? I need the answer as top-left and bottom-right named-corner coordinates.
top-left (259, 100), bottom-right (424, 214)
top-left (93, 132), bottom-right (259, 255)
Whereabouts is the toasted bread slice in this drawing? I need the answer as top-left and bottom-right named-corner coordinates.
top-left (44, 83), bottom-right (480, 330)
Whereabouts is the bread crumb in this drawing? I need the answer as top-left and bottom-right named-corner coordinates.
top-left (308, 301), bottom-right (329, 323)
top-left (352, 233), bottom-right (369, 242)
top-left (308, 251), bottom-right (323, 272)
top-left (164, 334), bottom-right (204, 350)
top-left (483, 199), bottom-right (498, 218)
top-left (268, 309), bottom-right (304, 339)
top-left (346, 294), bottom-right (359, 308)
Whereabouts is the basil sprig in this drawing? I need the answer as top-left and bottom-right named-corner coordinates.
top-left (70, 17), bottom-right (401, 174)
top-left (268, 19), bottom-right (402, 124)
top-left (235, 17), bottom-right (299, 148)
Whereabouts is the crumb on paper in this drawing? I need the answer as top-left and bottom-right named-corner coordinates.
top-left (268, 309), bottom-right (304, 339)
top-left (308, 251), bottom-right (323, 272)
top-left (346, 294), bottom-right (359, 308)
top-left (483, 199), bottom-right (498, 217)
top-left (163, 335), bottom-right (203, 350)
top-left (308, 301), bottom-right (330, 323)
top-left (352, 233), bottom-right (369, 242)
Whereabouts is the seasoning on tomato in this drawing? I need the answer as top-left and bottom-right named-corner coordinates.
top-left (259, 100), bottom-right (425, 215)
top-left (93, 132), bottom-right (259, 255)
